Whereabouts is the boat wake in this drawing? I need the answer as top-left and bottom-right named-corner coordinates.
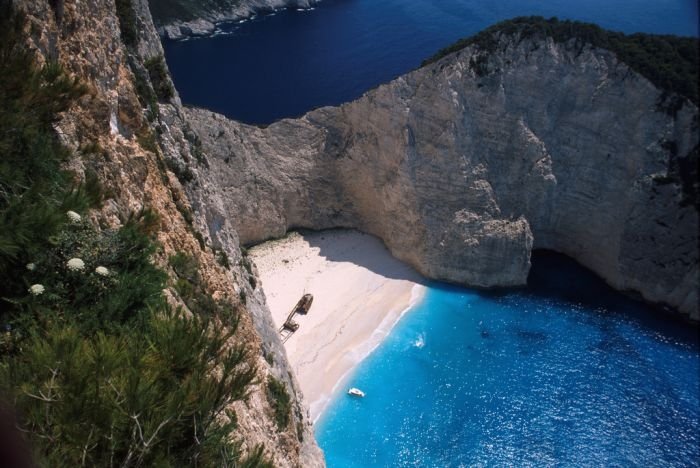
top-left (413, 333), bottom-right (425, 349)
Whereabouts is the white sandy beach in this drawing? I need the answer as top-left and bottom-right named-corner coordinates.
top-left (249, 230), bottom-right (425, 422)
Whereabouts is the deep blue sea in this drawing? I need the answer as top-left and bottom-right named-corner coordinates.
top-left (161, 1), bottom-right (700, 464)
top-left (163, 0), bottom-right (699, 124)
top-left (316, 252), bottom-right (700, 466)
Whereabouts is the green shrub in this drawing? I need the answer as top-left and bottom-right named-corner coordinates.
top-left (240, 256), bottom-right (253, 275)
top-left (17, 213), bottom-right (167, 333)
top-left (194, 230), bottom-right (206, 250)
top-left (144, 55), bottom-right (175, 102)
top-left (215, 248), bottom-right (231, 269)
top-left (266, 376), bottom-right (291, 430)
top-left (1, 306), bottom-right (259, 466)
top-left (169, 252), bottom-right (239, 321)
top-left (115, 0), bottom-right (138, 48)
top-left (262, 348), bottom-right (274, 366)
top-left (130, 59), bottom-right (160, 122)
top-left (175, 199), bottom-right (195, 225)
top-left (166, 157), bottom-right (195, 184)
top-left (184, 129), bottom-right (207, 165)
top-left (422, 16), bottom-right (699, 105)
top-left (0, 7), bottom-right (270, 465)
top-left (0, 6), bottom-right (88, 308)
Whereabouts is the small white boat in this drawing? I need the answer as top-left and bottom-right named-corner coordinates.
top-left (347, 387), bottom-right (365, 397)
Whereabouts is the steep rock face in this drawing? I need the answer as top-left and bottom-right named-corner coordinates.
top-left (148, 0), bottom-right (320, 40)
top-left (187, 34), bottom-right (699, 319)
top-left (16, 0), bottom-right (324, 465)
top-left (134, 1), bottom-right (325, 465)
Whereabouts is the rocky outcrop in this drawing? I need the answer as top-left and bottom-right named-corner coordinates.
top-left (186, 33), bottom-right (699, 319)
top-left (15, 0), bottom-right (324, 465)
top-left (149, 0), bottom-right (320, 40)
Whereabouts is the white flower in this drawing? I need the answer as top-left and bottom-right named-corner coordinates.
top-left (66, 210), bottom-right (82, 224)
top-left (67, 258), bottom-right (86, 272)
top-left (29, 284), bottom-right (45, 296)
top-left (26, 263), bottom-right (36, 271)
top-left (95, 266), bottom-right (110, 276)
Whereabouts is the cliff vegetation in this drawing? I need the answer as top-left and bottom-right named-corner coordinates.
top-left (423, 16), bottom-right (699, 106)
top-left (0, 5), bottom-right (270, 466)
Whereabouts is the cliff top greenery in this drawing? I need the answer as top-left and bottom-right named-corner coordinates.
top-left (423, 16), bottom-right (699, 105)
top-left (148, 0), bottom-right (242, 25)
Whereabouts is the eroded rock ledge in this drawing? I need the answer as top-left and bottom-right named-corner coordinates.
top-left (148, 0), bottom-right (321, 40)
top-left (185, 32), bottom-right (699, 319)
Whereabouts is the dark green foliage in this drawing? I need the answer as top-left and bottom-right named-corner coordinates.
top-left (0, 7), bottom-right (269, 466)
top-left (239, 445), bottom-right (274, 468)
top-left (169, 252), bottom-right (238, 321)
top-left (0, 6), bottom-right (88, 294)
top-left (422, 16), bottom-right (699, 105)
top-left (185, 129), bottom-right (207, 165)
top-left (170, 251), bottom-right (200, 282)
top-left (115, 0), bottom-right (138, 48)
top-left (266, 376), bottom-right (291, 430)
top-left (144, 55), bottom-right (175, 102)
top-left (16, 214), bottom-right (166, 333)
top-left (176, 199), bottom-right (195, 225)
top-left (262, 348), bottom-right (274, 366)
top-left (130, 59), bottom-right (160, 122)
top-left (79, 141), bottom-right (105, 156)
top-left (240, 256), bottom-right (253, 275)
top-left (239, 254), bottom-right (257, 289)
top-left (194, 230), bottom-right (206, 250)
top-left (1, 306), bottom-right (259, 466)
top-left (216, 248), bottom-right (231, 269)
top-left (166, 157), bottom-right (195, 184)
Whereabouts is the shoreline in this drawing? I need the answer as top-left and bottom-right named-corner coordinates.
top-left (249, 230), bottom-right (426, 422)
top-left (313, 283), bottom-right (425, 423)
top-left (157, 3), bottom-right (320, 40)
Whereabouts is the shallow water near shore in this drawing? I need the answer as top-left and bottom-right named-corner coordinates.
top-left (315, 252), bottom-right (700, 466)
top-left (163, 0), bottom-right (699, 124)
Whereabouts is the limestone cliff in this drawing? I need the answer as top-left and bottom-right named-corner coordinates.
top-left (147, 0), bottom-right (320, 40)
top-left (185, 27), bottom-right (699, 319)
top-left (14, 0), bottom-right (323, 465)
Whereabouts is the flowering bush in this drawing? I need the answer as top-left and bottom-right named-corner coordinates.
top-left (66, 210), bottom-right (82, 224)
top-left (0, 9), bottom-right (266, 466)
top-left (17, 214), bottom-right (167, 330)
top-left (66, 258), bottom-right (85, 272)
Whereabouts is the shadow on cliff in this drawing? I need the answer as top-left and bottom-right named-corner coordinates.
top-left (297, 228), bottom-right (429, 285)
top-left (481, 250), bottom-right (700, 345)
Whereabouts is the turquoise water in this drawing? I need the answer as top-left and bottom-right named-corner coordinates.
top-left (161, 1), bottom-right (700, 462)
top-left (316, 253), bottom-right (700, 466)
top-left (164, 0), bottom-right (699, 124)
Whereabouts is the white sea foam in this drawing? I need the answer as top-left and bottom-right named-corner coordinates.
top-left (413, 333), bottom-right (426, 349)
